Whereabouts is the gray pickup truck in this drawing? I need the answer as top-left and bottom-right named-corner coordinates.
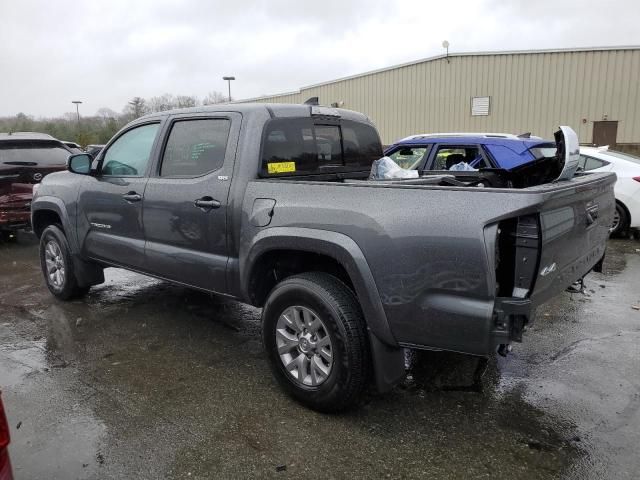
top-left (32, 104), bottom-right (615, 411)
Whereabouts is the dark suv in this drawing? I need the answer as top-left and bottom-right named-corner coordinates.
top-left (0, 132), bottom-right (70, 237)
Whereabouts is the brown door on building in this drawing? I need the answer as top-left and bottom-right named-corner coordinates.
top-left (592, 121), bottom-right (618, 147)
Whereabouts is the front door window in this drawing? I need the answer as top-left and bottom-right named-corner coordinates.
top-left (102, 123), bottom-right (160, 177)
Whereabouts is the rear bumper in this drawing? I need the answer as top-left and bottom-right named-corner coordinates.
top-left (0, 193), bottom-right (32, 230)
top-left (492, 297), bottom-right (533, 345)
top-left (0, 210), bottom-right (30, 230)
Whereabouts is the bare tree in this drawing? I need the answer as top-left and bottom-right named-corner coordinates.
top-left (175, 95), bottom-right (198, 108)
top-left (125, 97), bottom-right (148, 119)
top-left (96, 107), bottom-right (118, 119)
top-left (202, 91), bottom-right (228, 105)
top-left (148, 94), bottom-right (175, 113)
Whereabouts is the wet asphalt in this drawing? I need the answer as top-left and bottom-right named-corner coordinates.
top-left (0, 233), bottom-right (639, 480)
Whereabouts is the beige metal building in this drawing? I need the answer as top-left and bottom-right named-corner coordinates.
top-left (240, 46), bottom-right (640, 149)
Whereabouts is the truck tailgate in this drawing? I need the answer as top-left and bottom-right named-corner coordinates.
top-left (527, 172), bottom-right (616, 306)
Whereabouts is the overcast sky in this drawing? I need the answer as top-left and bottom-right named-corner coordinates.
top-left (1, 0), bottom-right (639, 117)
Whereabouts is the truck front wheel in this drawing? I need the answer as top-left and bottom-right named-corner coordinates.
top-left (39, 225), bottom-right (90, 300)
top-left (262, 272), bottom-right (370, 412)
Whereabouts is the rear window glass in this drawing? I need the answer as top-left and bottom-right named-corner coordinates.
top-left (529, 144), bottom-right (557, 159)
top-left (261, 118), bottom-right (382, 176)
top-left (0, 141), bottom-right (70, 166)
top-left (578, 155), bottom-right (610, 171)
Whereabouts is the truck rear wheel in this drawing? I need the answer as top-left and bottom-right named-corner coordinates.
top-left (39, 225), bottom-right (90, 300)
top-left (262, 272), bottom-right (370, 412)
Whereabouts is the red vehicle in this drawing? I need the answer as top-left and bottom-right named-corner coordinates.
top-left (0, 132), bottom-right (70, 239)
top-left (0, 393), bottom-right (13, 480)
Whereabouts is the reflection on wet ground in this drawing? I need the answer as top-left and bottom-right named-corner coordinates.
top-left (0, 233), bottom-right (639, 479)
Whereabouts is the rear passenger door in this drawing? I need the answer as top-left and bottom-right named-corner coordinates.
top-left (142, 113), bottom-right (241, 293)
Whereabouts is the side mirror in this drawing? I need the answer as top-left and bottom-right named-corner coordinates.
top-left (68, 154), bottom-right (92, 175)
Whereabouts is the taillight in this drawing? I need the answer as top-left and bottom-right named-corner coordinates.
top-left (633, 176), bottom-right (640, 183)
top-left (495, 214), bottom-right (541, 298)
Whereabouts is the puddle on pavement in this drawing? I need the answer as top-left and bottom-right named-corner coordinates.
top-left (0, 318), bottom-right (107, 479)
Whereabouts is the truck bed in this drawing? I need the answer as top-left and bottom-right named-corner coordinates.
top-left (243, 171), bottom-right (615, 355)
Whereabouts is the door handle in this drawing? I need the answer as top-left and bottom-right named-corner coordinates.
top-left (123, 192), bottom-right (142, 203)
top-left (194, 197), bottom-right (221, 210)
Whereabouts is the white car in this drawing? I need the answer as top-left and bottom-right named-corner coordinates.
top-left (578, 146), bottom-right (640, 235)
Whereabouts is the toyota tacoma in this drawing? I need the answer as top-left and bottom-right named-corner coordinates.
top-left (31, 104), bottom-right (615, 411)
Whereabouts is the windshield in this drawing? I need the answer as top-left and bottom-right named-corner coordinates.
top-left (0, 141), bottom-right (70, 166)
top-left (598, 149), bottom-right (640, 165)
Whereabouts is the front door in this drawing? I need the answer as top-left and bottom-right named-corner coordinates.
top-left (79, 122), bottom-right (162, 269)
top-left (142, 114), bottom-right (239, 293)
top-left (592, 121), bottom-right (618, 147)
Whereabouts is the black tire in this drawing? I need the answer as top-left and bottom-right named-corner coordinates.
top-left (39, 225), bottom-right (89, 300)
top-left (262, 272), bottom-right (370, 413)
top-left (610, 202), bottom-right (629, 237)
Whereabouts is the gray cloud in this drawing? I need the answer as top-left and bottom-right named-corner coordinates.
top-left (1, 0), bottom-right (638, 116)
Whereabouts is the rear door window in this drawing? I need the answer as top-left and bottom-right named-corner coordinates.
top-left (160, 119), bottom-right (231, 177)
top-left (430, 145), bottom-right (487, 170)
top-left (261, 118), bottom-right (382, 176)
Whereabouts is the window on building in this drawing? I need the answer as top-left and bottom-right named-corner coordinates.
top-left (471, 96), bottom-right (490, 116)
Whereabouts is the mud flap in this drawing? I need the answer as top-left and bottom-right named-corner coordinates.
top-left (369, 331), bottom-right (405, 393)
top-left (593, 252), bottom-right (605, 273)
top-left (72, 255), bottom-right (105, 287)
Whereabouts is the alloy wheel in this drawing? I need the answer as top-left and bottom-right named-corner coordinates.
top-left (44, 240), bottom-right (65, 288)
top-left (275, 306), bottom-right (333, 387)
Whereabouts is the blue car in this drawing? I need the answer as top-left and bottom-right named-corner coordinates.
top-left (383, 133), bottom-right (557, 172)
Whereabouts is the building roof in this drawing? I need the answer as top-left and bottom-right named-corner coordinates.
top-left (240, 45), bottom-right (640, 102)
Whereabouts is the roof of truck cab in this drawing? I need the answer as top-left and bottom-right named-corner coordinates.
top-left (137, 103), bottom-right (370, 123)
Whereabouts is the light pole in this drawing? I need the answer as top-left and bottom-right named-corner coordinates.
top-left (71, 100), bottom-right (82, 126)
top-left (222, 76), bottom-right (235, 102)
top-left (442, 40), bottom-right (450, 64)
